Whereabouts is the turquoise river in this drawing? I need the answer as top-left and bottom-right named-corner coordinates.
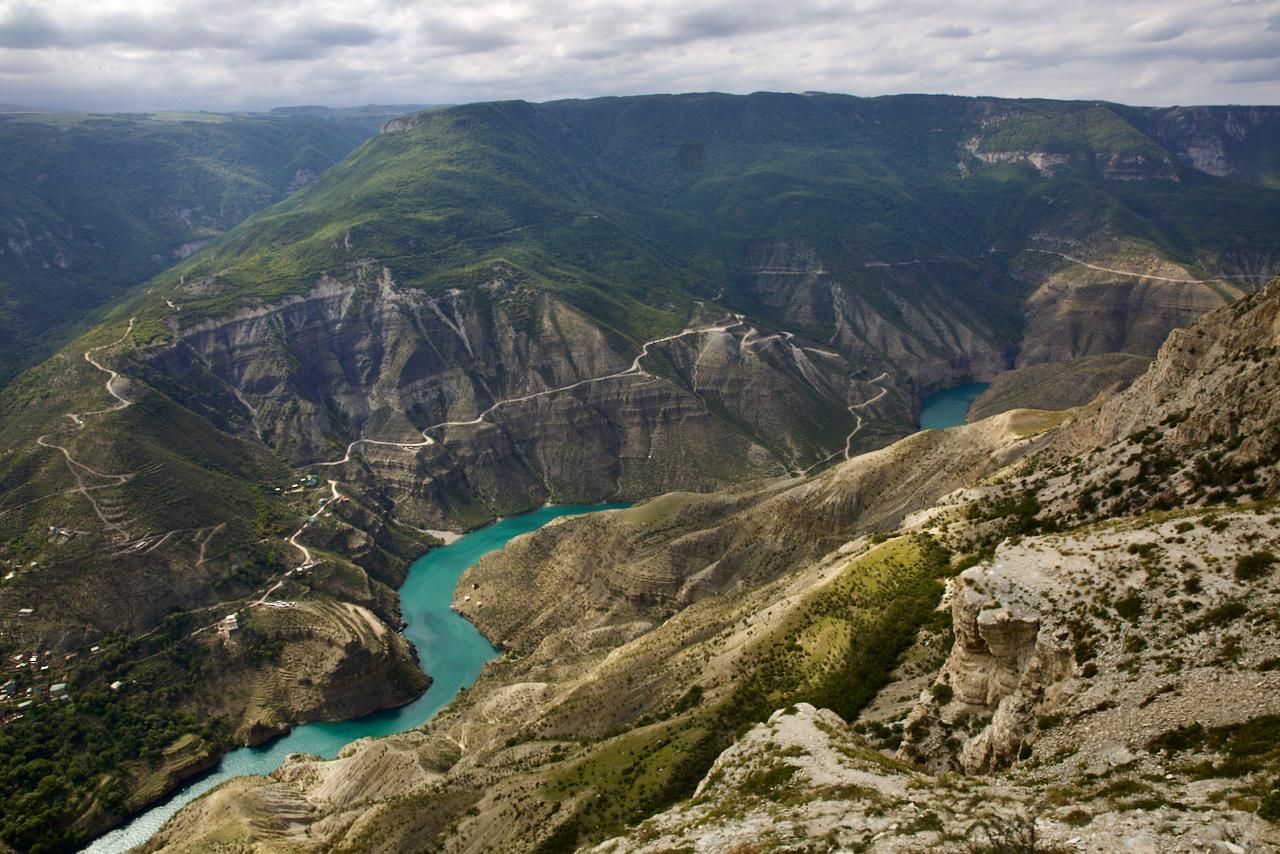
top-left (918, 382), bottom-right (990, 430)
top-left (85, 503), bottom-right (629, 853)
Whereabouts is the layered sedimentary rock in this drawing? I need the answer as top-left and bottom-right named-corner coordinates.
top-left (899, 564), bottom-right (1074, 774)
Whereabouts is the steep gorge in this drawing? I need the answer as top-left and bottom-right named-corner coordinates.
top-left (146, 279), bottom-right (1280, 852)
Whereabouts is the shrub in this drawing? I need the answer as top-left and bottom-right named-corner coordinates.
top-left (1062, 809), bottom-right (1092, 827)
top-left (1148, 722), bottom-right (1205, 754)
top-left (1114, 593), bottom-right (1143, 622)
top-left (1235, 551), bottom-right (1276, 582)
top-left (1260, 785), bottom-right (1280, 823)
top-left (1193, 601), bottom-right (1248, 631)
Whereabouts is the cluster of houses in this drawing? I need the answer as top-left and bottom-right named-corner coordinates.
top-left (278, 474), bottom-right (322, 494)
top-left (2, 675), bottom-right (70, 724)
top-left (0, 637), bottom-right (115, 724)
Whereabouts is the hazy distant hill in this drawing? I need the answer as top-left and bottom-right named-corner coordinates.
top-left (0, 107), bottom-right (414, 384)
top-left (265, 103), bottom-right (443, 118)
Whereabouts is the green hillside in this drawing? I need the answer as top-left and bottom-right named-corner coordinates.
top-left (0, 110), bottom-right (397, 384)
top-left (151, 93), bottom-right (1280, 342)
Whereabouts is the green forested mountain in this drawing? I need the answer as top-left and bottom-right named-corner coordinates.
top-left (1, 92), bottom-right (1279, 851)
top-left (0, 109), bottom-right (405, 383)
top-left (161, 94), bottom-right (1280, 328)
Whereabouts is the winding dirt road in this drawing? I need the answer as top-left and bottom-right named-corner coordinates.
top-left (315, 315), bottom-right (746, 468)
top-left (32, 319), bottom-right (137, 541)
top-left (1028, 249), bottom-right (1267, 285)
top-left (799, 371), bottom-right (891, 476)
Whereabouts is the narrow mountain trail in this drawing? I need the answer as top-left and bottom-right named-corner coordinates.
top-left (195, 523), bottom-right (226, 569)
top-left (286, 530), bottom-right (315, 569)
top-left (32, 319), bottom-right (138, 542)
top-left (189, 484), bottom-right (347, 639)
top-left (283, 479), bottom-right (346, 567)
top-left (844, 372), bottom-right (890, 459)
top-left (314, 315), bottom-right (746, 468)
top-left (798, 371), bottom-right (891, 476)
top-left (1027, 249), bottom-right (1266, 285)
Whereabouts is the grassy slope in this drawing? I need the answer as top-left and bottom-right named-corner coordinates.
top-left (148, 94), bottom-right (1280, 353)
top-left (535, 534), bottom-right (953, 849)
top-left (0, 111), bottom-right (390, 384)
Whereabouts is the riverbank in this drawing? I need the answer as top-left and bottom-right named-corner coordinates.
top-left (84, 503), bottom-right (628, 853)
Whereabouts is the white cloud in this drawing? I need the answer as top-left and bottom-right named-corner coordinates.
top-left (0, 0), bottom-right (1276, 110)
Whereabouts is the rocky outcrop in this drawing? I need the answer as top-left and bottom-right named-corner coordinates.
top-left (202, 600), bottom-right (428, 746)
top-left (970, 146), bottom-right (1073, 177)
top-left (1098, 151), bottom-right (1178, 181)
top-left (899, 564), bottom-right (1073, 773)
top-left (1055, 278), bottom-right (1280, 452)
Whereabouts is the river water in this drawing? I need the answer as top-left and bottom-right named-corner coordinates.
top-left (918, 382), bottom-right (990, 430)
top-left (84, 503), bottom-right (628, 853)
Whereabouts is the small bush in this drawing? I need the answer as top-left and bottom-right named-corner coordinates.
top-left (1037, 713), bottom-right (1064, 731)
top-left (1061, 809), bottom-right (1092, 827)
top-left (931, 682), bottom-right (955, 704)
top-left (1114, 592), bottom-right (1143, 622)
top-left (1148, 722), bottom-right (1205, 754)
top-left (1235, 551), bottom-right (1276, 582)
top-left (1259, 785), bottom-right (1280, 823)
top-left (1193, 601), bottom-right (1248, 630)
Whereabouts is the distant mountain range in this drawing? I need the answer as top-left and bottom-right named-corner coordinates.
top-left (0, 105), bottom-right (425, 384)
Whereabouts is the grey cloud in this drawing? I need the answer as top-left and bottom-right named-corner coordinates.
top-left (420, 20), bottom-right (517, 55)
top-left (2, 0), bottom-right (1277, 111)
top-left (252, 21), bottom-right (386, 61)
top-left (1126, 17), bottom-right (1187, 42)
top-left (1221, 60), bottom-right (1280, 83)
top-left (928, 24), bottom-right (978, 38)
top-left (0, 5), bottom-right (65, 48)
top-left (0, 4), bottom-right (381, 58)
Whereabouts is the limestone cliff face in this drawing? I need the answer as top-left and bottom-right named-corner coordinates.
top-left (1017, 266), bottom-right (1240, 366)
top-left (742, 240), bottom-right (1009, 400)
top-left (133, 246), bottom-right (1270, 538)
top-left (1135, 105), bottom-right (1280, 184)
top-left (151, 260), bottom-right (1011, 529)
top-left (1053, 277), bottom-right (1280, 458)
top-left (899, 565), bottom-right (1073, 774)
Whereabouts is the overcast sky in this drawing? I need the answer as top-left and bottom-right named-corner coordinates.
top-left (1, 0), bottom-right (1278, 112)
